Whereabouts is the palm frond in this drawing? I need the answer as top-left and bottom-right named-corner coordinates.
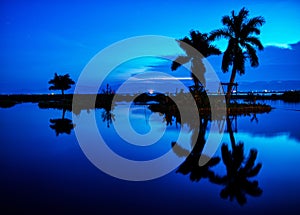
top-left (234, 8), bottom-right (249, 37)
top-left (247, 163), bottom-right (262, 177)
top-left (241, 16), bottom-right (265, 37)
top-left (243, 180), bottom-right (263, 197)
top-left (210, 28), bottom-right (232, 40)
top-left (222, 15), bottom-right (234, 30)
top-left (245, 36), bottom-right (264, 50)
top-left (171, 56), bottom-right (191, 71)
top-left (207, 45), bottom-right (222, 56)
top-left (221, 144), bottom-right (231, 167)
top-left (242, 149), bottom-right (258, 172)
top-left (234, 49), bottom-right (246, 75)
top-left (221, 51), bottom-right (232, 73)
top-left (244, 43), bottom-right (259, 67)
top-left (246, 16), bottom-right (265, 29)
top-left (208, 156), bottom-right (221, 167)
top-left (233, 142), bottom-right (244, 168)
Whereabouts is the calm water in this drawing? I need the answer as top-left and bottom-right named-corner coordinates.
top-left (1, 101), bottom-right (300, 214)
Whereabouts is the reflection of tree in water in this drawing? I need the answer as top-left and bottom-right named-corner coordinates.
top-left (99, 84), bottom-right (115, 127)
top-left (210, 116), bottom-right (263, 205)
top-left (211, 143), bottom-right (262, 205)
top-left (172, 116), bottom-right (220, 182)
top-left (161, 103), bottom-right (263, 205)
top-left (49, 108), bottom-right (75, 136)
top-left (101, 102), bottom-right (115, 128)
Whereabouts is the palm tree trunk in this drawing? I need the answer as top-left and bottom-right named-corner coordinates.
top-left (226, 66), bottom-right (237, 105)
top-left (61, 89), bottom-right (65, 100)
top-left (226, 116), bottom-right (236, 150)
top-left (62, 108), bottom-right (66, 119)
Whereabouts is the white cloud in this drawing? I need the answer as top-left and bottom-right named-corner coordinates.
top-left (265, 43), bottom-right (292, 49)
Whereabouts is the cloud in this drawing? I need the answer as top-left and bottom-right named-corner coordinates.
top-left (265, 43), bottom-right (292, 49)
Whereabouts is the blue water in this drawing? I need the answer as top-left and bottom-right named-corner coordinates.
top-left (1, 101), bottom-right (300, 214)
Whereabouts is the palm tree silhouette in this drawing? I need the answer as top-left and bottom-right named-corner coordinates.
top-left (171, 30), bottom-right (221, 89)
top-left (210, 7), bottom-right (265, 104)
top-left (172, 116), bottom-right (220, 182)
top-left (210, 116), bottom-right (263, 205)
top-left (101, 105), bottom-right (115, 128)
top-left (49, 108), bottom-right (75, 136)
top-left (48, 73), bottom-right (75, 96)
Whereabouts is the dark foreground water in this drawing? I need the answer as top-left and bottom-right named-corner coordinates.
top-left (1, 101), bottom-right (300, 214)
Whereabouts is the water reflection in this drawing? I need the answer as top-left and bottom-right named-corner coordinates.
top-left (49, 108), bottom-right (75, 136)
top-left (211, 142), bottom-right (263, 205)
top-left (1, 98), bottom-right (300, 213)
top-left (157, 104), bottom-right (263, 205)
top-left (46, 100), bottom-right (116, 136)
top-left (100, 102), bottom-right (115, 128)
top-left (211, 116), bottom-right (263, 205)
top-left (172, 116), bottom-right (221, 182)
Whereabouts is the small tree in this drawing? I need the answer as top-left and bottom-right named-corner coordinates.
top-left (48, 73), bottom-right (75, 96)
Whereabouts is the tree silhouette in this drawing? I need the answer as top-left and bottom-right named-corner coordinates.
top-left (172, 116), bottom-right (220, 182)
top-left (211, 143), bottom-right (263, 205)
top-left (210, 116), bottom-right (263, 205)
top-left (48, 73), bottom-right (75, 96)
top-left (101, 102), bottom-right (115, 128)
top-left (49, 108), bottom-right (75, 136)
top-left (171, 30), bottom-right (221, 89)
top-left (210, 7), bottom-right (265, 104)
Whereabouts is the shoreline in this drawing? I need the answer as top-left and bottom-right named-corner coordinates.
top-left (0, 93), bottom-right (274, 115)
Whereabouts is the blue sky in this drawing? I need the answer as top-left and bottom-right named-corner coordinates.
top-left (1, 0), bottom-right (300, 93)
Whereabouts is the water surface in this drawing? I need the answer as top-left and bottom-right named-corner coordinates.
top-left (1, 101), bottom-right (300, 214)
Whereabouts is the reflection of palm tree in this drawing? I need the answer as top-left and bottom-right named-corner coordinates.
top-left (162, 105), bottom-right (180, 127)
top-left (171, 30), bottom-right (221, 89)
top-left (101, 108), bottom-right (115, 128)
top-left (210, 8), bottom-right (265, 104)
top-left (210, 116), bottom-right (262, 205)
top-left (250, 113), bottom-right (258, 123)
top-left (49, 108), bottom-right (75, 136)
top-left (172, 117), bottom-right (220, 182)
top-left (101, 103), bottom-right (115, 128)
top-left (211, 143), bottom-right (262, 205)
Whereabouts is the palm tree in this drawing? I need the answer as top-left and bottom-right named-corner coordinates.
top-left (210, 115), bottom-right (263, 205)
top-left (172, 116), bottom-right (221, 182)
top-left (49, 108), bottom-right (75, 136)
top-left (101, 102), bottom-right (115, 128)
top-left (211, 143), bottom-right (263, 205)
top-left (171, 30), bottom-right (221, 90)
top-left (48, 73), bottom-right (75, 96)
top-left (210, 7), bottom-right (265, 104)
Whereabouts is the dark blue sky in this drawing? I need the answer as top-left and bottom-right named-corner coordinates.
top-left (1, 0), bottom-right (300, 93)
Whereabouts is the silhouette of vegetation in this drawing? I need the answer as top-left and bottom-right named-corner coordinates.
top-left (101, 83), bottom-right (114, 95)
top-left (210, 7), bottom-right (265, 104)
top-left (282, 90), bottom-right (300, 102)
top-left (160, 102), bottom-right (263, 205)
top-left (210, 116), bottom-right (263, 205)
top-left (0, 100), bottom-right (17, 108)
top-left (171, 30), bottom-right (221, 89)
top-left (211, 143), bottom-right (263, 205)
top-left (100, 99), bottom-right (115, 128)
top-left (49, 108), bottom-right (75, 136)
top-left (48, 73), bottom-right (75, 96)
top-left (172, 116), bottom-right (221, 182)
